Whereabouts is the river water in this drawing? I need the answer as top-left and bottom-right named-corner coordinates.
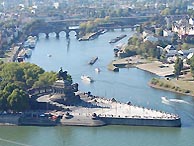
top-left (0, 29), bottom-right (194, 146)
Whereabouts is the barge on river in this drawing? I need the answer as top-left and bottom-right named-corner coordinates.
top-left (88, 56), bottom-right (98, 65)
top-left (109, 34), bottom-right (127, 43)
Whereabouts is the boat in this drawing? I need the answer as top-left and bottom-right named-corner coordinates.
top-left (47, 54), bottom-right (52, 57)
top-left (26, 36), bottom-right (37, 49)
top-left (81, 75), bottom-right (94, 82)
top-left (109, 34), bottom-right (127, 43)
top-left (25, 49), bottom-right (32, 58)
top-left (95, 68), bottom-right (101, 73)
top-left (88, 56), bottom-right (98, 65)
top-left (100, 29), bottom-right (108, 34)
top-left (17, 49), bottom-right (26, 62)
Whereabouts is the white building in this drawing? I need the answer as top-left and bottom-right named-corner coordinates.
top-left (163, 29), bottom-right (174, 37)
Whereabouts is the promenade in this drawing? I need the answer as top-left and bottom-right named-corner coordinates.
top-left (37, 92), bottom-right (181, 127)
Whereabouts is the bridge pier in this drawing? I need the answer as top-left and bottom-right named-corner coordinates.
top-left (56, 32), bottom-right (60, 39)
top-left (46, 33), bottom-right (49, 39)
top-left (75, 30), bottom-right (80, 39)
top-left (66, 31), bottom-right (70, 38)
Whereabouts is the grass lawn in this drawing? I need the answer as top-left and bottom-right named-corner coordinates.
top-left (150, 72), bottom-right (194, 97)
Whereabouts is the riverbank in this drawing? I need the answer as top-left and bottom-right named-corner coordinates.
top-left (112, 56), bottom-right (174, 77)
top-left (0, 46), bottom-right (21, 63)
top-left (0, 92), bottom-right (181, 127)
top-left (111, 56), bottom-right (194, 97)
top-left (149, 75), bottom-right (194, 97)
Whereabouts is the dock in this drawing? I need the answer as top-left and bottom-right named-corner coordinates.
top-left (107, 61), bottom-right (119, 72)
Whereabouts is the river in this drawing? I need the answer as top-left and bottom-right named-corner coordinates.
top-left (0, 29), bottom-right (194, 146)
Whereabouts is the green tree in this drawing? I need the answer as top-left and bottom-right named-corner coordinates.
top-left (171, 33), bottom-right (179, 45)
top-left (157, 28), bottom-right (163, 36)
top-left (136, 25), bottom-right (143, 33)
top-left (174, 57), bottom-right (183, 79)
top-left (33, 72), bottom-right (57, 88)
top-left (190, 56), bottom-right (194, 78)
top-left (161, 8), bottom-right (171, 15)
top-left (0, 91), bottom-right (9, 111)
top-left (181, 43), bottom-right (189, 50)
top-left (7, 89), bottom-right (29, 112)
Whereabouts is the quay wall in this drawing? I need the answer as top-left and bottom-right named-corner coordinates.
top-left (99, 117), bottom-right (181, 127)
top-left (0, 115), bottom-right (20, 125)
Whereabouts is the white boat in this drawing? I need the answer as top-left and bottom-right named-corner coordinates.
top-left (27, 36), bottom-right (37, 48)
top-left (25, 49), bottom-right (32, 58)
top-left (47, 54), bottom-right (52, 57)
top-left (95, 68), bottom-right (100, 73)
top-left (161, 96), bottom-right (169, 102)
top-left (81, 75), bottom-right (94, 82)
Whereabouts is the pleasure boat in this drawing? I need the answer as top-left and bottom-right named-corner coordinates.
top-left (81, 75), bottom-right (94, 82)
top-left (95, 68), bottom-right (100, 73)
top-left (25, 49), bottom-right (32, 58)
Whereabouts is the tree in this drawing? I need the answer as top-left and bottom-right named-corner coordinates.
top-left (171, 33), bottom-right (179, 45)
top-left (0, 91), bottom-right (9, 111)
top-left (33, 71), bottom-right (57, 88)
top-left (7, 89), bottom-right (29, 112)
top-left (0, 62), bottom-right (61, 111)
top-left (157, 28), bottom-right (163, 36)
top-left (181, 43), bottom-right (189, 50)
top-left (174, 57), bottom-right (183, 79)
top-left (136, 25), bottom-right (143, 33)
top-left (161, 8), bottom-right (171, 15)
top-left (190, 56), bottom-right (194, 78)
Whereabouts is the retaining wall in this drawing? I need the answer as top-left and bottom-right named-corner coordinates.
top-left (99, 117), bottom-right (181, 127)
top-left (0, 115), bottom-right (20, 125)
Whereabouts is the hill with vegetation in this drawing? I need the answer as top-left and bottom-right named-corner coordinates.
top-left (0, 62), bottom-right (72, 112)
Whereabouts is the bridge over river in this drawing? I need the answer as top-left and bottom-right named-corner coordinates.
top-left (29, 15), bottom-right (151, 38)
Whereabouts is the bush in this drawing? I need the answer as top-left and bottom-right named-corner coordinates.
top-left (159, 82), bottom-right (164, 87)
top-left (164, 83), bottom-right (170, 88)
top-left (171, 86), bottom-right (176, 89)
top-left (151, 78), bottom-right (159, 85)
top-left (175, 87), bottom-right (180, 91)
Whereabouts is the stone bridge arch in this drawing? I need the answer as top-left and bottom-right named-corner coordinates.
top-left (28, 20), bottom-right (80, 38)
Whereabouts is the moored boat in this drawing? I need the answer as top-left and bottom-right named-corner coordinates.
top-left (25, 36), bottom-right (37, 49)
top-left (25, 49), bottom-right (32, 58)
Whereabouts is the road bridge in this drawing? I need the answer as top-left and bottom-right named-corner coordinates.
top-left (28, 15), bottom-right (151, 38)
